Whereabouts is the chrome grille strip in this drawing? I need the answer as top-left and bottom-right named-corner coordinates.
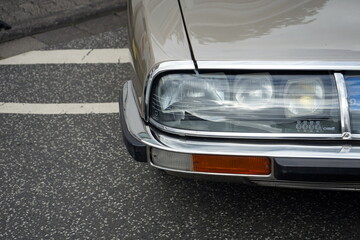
top-left (334, 73), bottom-right (352, 139)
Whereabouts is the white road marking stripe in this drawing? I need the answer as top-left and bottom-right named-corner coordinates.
top-left (0, 102), bottom-right (119, 114)
top-left (0, 48), bottom-right (130, 65)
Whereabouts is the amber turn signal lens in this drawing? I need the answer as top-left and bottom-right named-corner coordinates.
top-left (192, 155), bottom-right (271, 175)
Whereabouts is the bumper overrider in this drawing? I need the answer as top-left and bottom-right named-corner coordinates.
top-left (120, 81), bottom-right (360, 191)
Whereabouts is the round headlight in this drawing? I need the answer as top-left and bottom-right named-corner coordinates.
top-left (284, 78), bottom-right (325, 117)
top-left (156, 73), bottom-right (228, 113)
top-left (234, 73), bottom-right (273, 109)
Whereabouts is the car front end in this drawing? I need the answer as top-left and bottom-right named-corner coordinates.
top-left (121, 0), bottom-right (360, 190)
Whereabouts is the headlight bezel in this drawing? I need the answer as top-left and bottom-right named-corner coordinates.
top-left (147, 69), bottom-right (343, 139)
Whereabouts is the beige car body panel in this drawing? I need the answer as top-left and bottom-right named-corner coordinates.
top-left (127, 0), bottom-right (193, 117)
top-left (180, 0), bottom-right (360, 62)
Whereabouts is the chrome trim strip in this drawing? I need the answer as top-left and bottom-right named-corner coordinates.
top-left (352, 134), bottom-right (360, 140)
top-left (150, 119), bottom-right (342, 140)
top-left (197, 61), bottom-right (360, 70)
top-left (146, 125), bottom-right (359, 159)
top-left (122, 81), bottom-right (149, 142)
top-left (144, 61), bottom-right (196, 121)
top-left (334, 73), bottom-right (352, 139)
top-left (153, 132), bottom-right (360, 159)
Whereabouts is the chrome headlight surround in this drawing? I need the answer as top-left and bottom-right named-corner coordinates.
top-left (149, 69), bottom-right (342, 138)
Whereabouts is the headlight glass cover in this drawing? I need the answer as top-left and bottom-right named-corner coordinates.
top-left (150, 72), bottom-right (341, 134)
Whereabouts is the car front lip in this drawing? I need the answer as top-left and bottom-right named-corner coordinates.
top-left (121, 80), bottom-right (360, 191)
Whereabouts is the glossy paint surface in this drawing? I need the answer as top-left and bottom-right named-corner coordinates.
top-left (180, 0), bottom-right (360, 61)
top-left (128, 0), bottom-right (192, 116)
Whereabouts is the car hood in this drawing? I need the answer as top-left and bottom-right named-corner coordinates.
top-left (180, 0), bottom-right (360, 62)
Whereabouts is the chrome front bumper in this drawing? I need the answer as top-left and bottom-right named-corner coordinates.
top-left (120, 81), bottom-right (360, 191)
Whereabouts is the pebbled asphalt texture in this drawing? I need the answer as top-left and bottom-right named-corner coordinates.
top-left (0, 63), bottom-right (131, 104)
top-left (45, 28), bottom-right (129, 50)
top-left (1, 24), bottom-right (360, 240)
top-left (0, 0), bottom-right (126, 43)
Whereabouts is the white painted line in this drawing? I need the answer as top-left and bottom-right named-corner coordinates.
top-left (0, 48), bottom-right (131, 65)
top-left (0, 102), bottom-right (119, 114)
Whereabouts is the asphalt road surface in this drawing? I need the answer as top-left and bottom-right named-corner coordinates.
top-left (1, 25), bottom-right (360, 240)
